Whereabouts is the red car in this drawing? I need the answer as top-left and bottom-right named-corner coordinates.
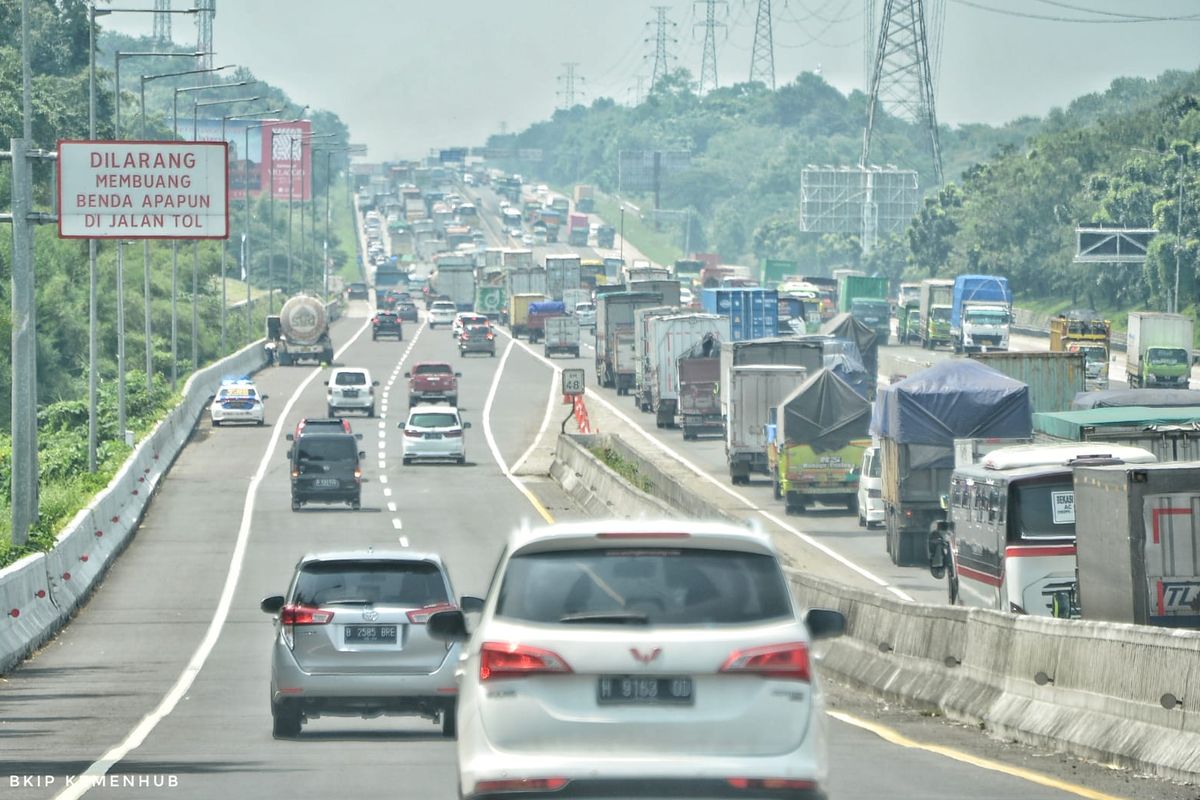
top-left (405, 361), bottom-right (461, 407)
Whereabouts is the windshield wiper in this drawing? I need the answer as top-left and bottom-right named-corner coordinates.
top-left (558, 612), bottom-right (650, 625)
top-left (321, 598), bottom-right (373, 606)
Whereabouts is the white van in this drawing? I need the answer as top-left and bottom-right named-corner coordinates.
top-left (858, 445), bottom-right (884, 529)
top-left (325, 367), bottom-right (379, 417)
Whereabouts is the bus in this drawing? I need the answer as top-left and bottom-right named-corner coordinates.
top-left (501, 207), bottom-right (523, 231)
top-left (930, 442), bottom-right (1157, 617)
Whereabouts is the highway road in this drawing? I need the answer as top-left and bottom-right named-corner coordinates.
top-left (0, 202), bottom-right (1189, 800)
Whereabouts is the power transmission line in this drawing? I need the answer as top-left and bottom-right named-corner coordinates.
top-left (647, 6), bottom-right (678, 90)
top-left (749, 0), bottom-right (775, 89)
top-left (696, 0), bottom-right (727, 94)
top-left (557, 62), bottom-right (584, 109)
top-left (153, 0), bottom-right (172, 47)
top-left (950, 0), bottom-right (1200, 23)
top-left (862, 0), bottom-right (943, 184)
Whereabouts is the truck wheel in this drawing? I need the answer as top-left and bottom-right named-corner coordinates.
top-left (367, 405), bottom-right (375, 418)
top-left (785, 492), bottom-right (805, 514)
top-left (327, 405), bottom-right (335, 417)
top-left (772, 478), bottom-right (782, 500)
top-left (847, 496), bottom-right (859, 515)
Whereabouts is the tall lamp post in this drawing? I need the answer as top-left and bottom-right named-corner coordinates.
top-left (140, 65), bottom-right (233, 390)
top-left (315, 146), bottom-right (351, 299)
top-left (299, 133), bottom-right (338, 293)
top-left (188, 95), bottom-right (257, 370)
top-left (220, 107), bottom-right (282, 350)
top-left (112, 48), bottom-right (209, 434)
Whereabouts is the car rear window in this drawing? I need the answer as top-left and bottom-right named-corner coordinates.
top-left (495, 547), bottom-right (792, 626)
top-left (414, 364), bottom-right (451, 375)
top-left (409, 412), bottom-right (459, 428)
top-left (433, 302), bottom-right (456, 311)
top-left (296, 437), bottom-right (357, 463)
top-left (293, 560), bottom-right (448, 607)
top-left (335, 371), bottom-right (367, 386)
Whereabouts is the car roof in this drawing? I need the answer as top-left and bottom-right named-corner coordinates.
top-left (330, 366), bottom-right (370, 375)
top-left (297, 549), bottom-right (447, 568)
top-left (506, 519), bottom-right (777, 557)
top-left (412, 360), bottom-right (452, 368)
top-left (408, 404), bottom-right (462, 415)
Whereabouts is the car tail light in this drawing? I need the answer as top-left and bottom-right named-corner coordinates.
top-left (461, 333), bottom-right (469, 341)
top-left (480, 642), bottom-right (572, 681)
top-left (280, 605), bottom-right (334, 625)
top-left (727, 778), bottom-right (818, 791)
top-left (444, 429), bottom-right (463, 438)
top-left (290, 468), bottom-right (300, 478)
top-left (486, 332), bottom-right (495, 340)
top-left (473, 778), bottom-right (569, 794)
top-left (406, 602), bottom-right (457, 624)
top-left (354, 466), bottom-right (362, 480)
top-left (720, 642), bottom-right (811, 682)
top-left (404, 428), bottom-right (421, 438)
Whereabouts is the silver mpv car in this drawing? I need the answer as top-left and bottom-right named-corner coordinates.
top-left (260, 551), bottom-right (481, 739)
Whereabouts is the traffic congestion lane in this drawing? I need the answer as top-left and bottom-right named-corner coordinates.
top-left (0, 308), bottom-right (370, 800)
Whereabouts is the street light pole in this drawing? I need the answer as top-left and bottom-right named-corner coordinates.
top-left (1175, 151), bottom-right (1185, 315)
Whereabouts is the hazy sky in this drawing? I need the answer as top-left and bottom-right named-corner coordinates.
top-left (103, 1), bottom-right (1200, 160)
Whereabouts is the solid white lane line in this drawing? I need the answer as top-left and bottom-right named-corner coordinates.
top-left (481, 338), bottom-right (554, 524)
top-left (54, 317), bottom-right (374, 800)
top-left (510, 357), bottom-right (561, 476)
top-left (498, 329), bottom-right (911, 601)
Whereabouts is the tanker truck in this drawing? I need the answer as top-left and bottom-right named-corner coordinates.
top-left (269, 295), bottom-right (334, 366)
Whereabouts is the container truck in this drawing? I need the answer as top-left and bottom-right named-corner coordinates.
top-left (725, 365), bottom-right (809, 485)
top-left (1050, 314), bottom-right (1111, 391)
top-left (573, 184), bottom-right (595, 213)
top-left (634, 307), bottom-right (678, 413)
top-left (527, 300), bottom-right (566, 344)
top-left (272, 295), bottom-right (334, 366)
top-left (432, 261), bottom-right (477, 311)
top-left (1075, 462), bottom-right (1200, 626)
top-left (505, 266), bottom-right (547, 298)
top-left (595, 291), bottom-right (664, 394)
top-left (374, 261), bottom-right (407, 292)
top-left (950, 274), bottom-right (1012, 353)
top-left (474, 285), bottom-right (507, 319)
top-left (701, 287), bottom-right (780, 341)
top-left (507, 293), bottom-right (547, 338)
top-left (677, 335), bottom-right (723, 440)
top-left (1032, 406), bottom-right (1200, 462)
top-left (1126, 312), bottom-right (1193, 389)
top-left (767, 369), bottom-right (872, 514)
top-left (501, 248), bottom-right (534, 270)
top-left (545, 254), bottom-right (583, 301)
top-left (836, 275), bottom-right (888, 313)
top-left (720, 339), bottom-right (825, 483)
top-left (543, 315), bottom-right (581, 358)
top-left (624, 265), bottom-right (672, 286)
top-left (640, 313), bottom-right (729, 428)
top-left (628, 278), bottom-right (682, 307)
top-left (918, 278), bottom-right (954, 350)
top-left (596, 225), bottom-right (616, 249)
top-left (567, 213), bottom-right (590, 246)
top-left (871, 359), bottom-right (1033, 566)
top-left (967, 351), bottom-right (1086, 414)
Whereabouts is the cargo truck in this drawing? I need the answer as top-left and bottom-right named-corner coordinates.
top-left (432, 261), bottom-right (477, 311)
top-left (1050, 315), bottom-right (1111, 391)
top-left (527, 300), bottom-right (566, 344)
top-left (677, 335), bottom-right (723, 440)
top-left (596, 224), bottom-right (616, 249)
top-left (501, 249), bottom-right (534, 270)
top-left (507, 293), bottom-right (547, 338)
top-left (1075, 462), bottom-right (1200, 626)
top-left (634, 306), bottom-right (678, 413)
top-left (640, 313), bottom-right (729, 428)
top-left (720, 339), bottom-right (825, 484)
top-left (836, 275), bottom-right (888, 313)
top-left (1126, 312), bottom-right (1193, 389)
top-left (767, 369), bottom-right (872, 514)
top-left (567, 213), bottom-right (590, 247)
top-left (628, 278), bottom-right (682, 308)
top-left (1032, 405), bottom-right (1200, 462)
top-left (918, 278), bottom-right (954, 350)
top-left (474, 285), bottom-right (507, 320)
top-left (573, 184), bottom-right (595, 213)
top-left (819, 314), bottom-right (878, 395)
top-left (871, 359), bottom-right (1033, 566)
top-left (950, 274), bottom-right (1012, 353)
top-left (701, 287), bottom-right (780, 341)
top-left (543, 315), bottom-right (581, 358)
top-left (272, 295), bottom-right (334, 366)
top-left (545, 254), bottom-right (582, 301)
top-left (967, 351), bottom-right (1086, 414)
top-left (505, 266), bottom-right (547, 299)
top-left (374, 261), bottom-right (407, 292)
top-left (595, 291), bottom-right (664, 394)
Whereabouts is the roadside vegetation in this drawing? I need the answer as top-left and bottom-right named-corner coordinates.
top-left (591, 446), bottom-right (653, 495)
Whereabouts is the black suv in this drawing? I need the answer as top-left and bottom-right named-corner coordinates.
top-left (395, 301), bottom-right (419, 323)
top-left (286, 432), bottom-right (365, 511)
top-left (347, 282), bottom-right (369, 300)
top-left (372, 310), bottom-right (404, 341)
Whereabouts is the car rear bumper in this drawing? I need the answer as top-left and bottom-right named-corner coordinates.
top-left (460, 343), bottom-right (496, 354)
top-left (271, 639), bottom-right (458, 704)
top-left (330, 395), bottom-right (373, 409)
top-left (211, 408), bottom-right (263, 424)
top-left (410, 391), bottom-right (456, 403)
top-left (403, 439), bottom-right (465, 459)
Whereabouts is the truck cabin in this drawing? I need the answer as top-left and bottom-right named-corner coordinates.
top-left (934, 444), bottom-right (1157, 616)
top-left (962, 305), bottom-right (1011, 327)
top-left (1147, 346), bottom-right (1190, 368)
top-left (1067, 342), bottom-right (1108, 367)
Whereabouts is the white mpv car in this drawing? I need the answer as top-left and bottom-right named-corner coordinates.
top-left (325, 367), bottom-right (378, 417)
top-left (428, 520), bottom-right (845, 800)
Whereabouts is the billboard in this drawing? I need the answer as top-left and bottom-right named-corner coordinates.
top-left (57, 140), bottom-right (229, 239)
top-left (193, 118), bottom-right (312, 200)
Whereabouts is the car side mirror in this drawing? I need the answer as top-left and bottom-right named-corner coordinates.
top-left (323, 381), bottom-right (329, 386)
top-left (805, 608), bottom-right (845, 641)
top-left (355, 433), bottom-right (363, 440)
top-left (358, 451), bottom-right (366, 460)
top-left (206, 394), bottom-right (215, 402)
top-left (261, 394), bottom-right (269, 401)
top-left (260, 595), bottom-right (285, 614)
top-left (373, 380), bottom-right (380, 386)
top-left (404, 372), bottom-right (411, 378)
top-left (427, 609), bottom-right (469, 642)
top-left (285, 433), bottom-right (295, 441)
top-left (455, 372), bottom-right (463, 378)
top-left (460, 595), bottom-right (485, 613)
top-left (462, 421), bottom-right (472, 429)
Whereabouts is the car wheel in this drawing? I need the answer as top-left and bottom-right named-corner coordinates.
top-left (372, 333), bottom-right (378, 341)
top-left (291, 499), bottom-right (301, 512)
top-left (212, 419), bottom-right (221, 427)
top-left (858, 513), bottom-right (866, 528)
top-left (351, 497), bottom-right (361, 511)
top-left (327, 406), bottom-right (335, 417)
top-left (441, 702), bottom-right (457, 738)
top-left (448, 396), bottom-right (457, 406)
top-left (257, 418), bottom-right (265, 427)
top-left (272, 701), bottom-right (302, 739)
top-left (368, 405), bottom-right (376, 418)
top-left (456, 455), bottom-right (466, 465)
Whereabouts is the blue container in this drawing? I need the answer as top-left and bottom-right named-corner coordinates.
top-left (701, 288), bottom-right (779, 341)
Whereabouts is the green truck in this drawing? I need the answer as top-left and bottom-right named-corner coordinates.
top-left (918, 278), bottom-right (954, 350)
top-left (474, 285), bottom-right (507, 320)
top-left (837, 275), bottom-right (890, 342)
top-left (1126, 312), bottom-right (1194, 389)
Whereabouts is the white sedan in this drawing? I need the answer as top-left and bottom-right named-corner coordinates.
top-left (428, 301), bottom-right (458, 329)
top-left (209, 378), bottom-right (267, 427)
top-left (428, 520), bottom-right (845, 800)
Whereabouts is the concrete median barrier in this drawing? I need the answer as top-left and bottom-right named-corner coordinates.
top-left (0, 339), bottom-right (268, 676)
top-left (552, 427), bottom-right (1200, 782)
